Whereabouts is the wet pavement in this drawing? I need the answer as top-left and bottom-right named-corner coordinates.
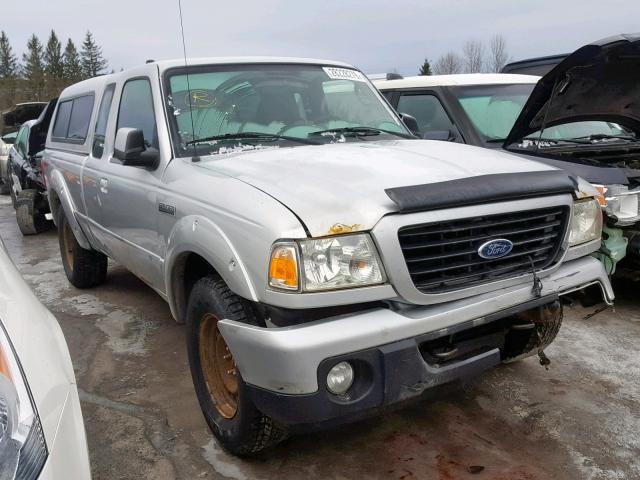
top-left (0, 194), bottom-right (638, 480)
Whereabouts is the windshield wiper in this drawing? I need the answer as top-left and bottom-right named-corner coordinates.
top-left (572, 133), bottom-right (640, 142)
top-left (186, 132), bottom-right (319, 146)
top-left (308, 126), bottom-right (413, 139)
top-left (521, 137), bottom-right (594, 145)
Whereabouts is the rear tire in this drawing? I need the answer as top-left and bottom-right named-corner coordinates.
top-left (57, 207), bottom-right (108, 288)
top-left (0, 181), bottom-right (9, 195)
top-left (15, 189), bottom-right (52, 235)
top-left (186, 275), bottom-right (287, 456)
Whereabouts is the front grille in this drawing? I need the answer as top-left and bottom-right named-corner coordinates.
top-left (398, 206), bottom-right (569, 294)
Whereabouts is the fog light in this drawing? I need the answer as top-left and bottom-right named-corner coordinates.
top-left (326, 361), bottom-right (354, 395)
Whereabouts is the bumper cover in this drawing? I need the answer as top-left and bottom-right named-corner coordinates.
top-left (220, 256), bottom-right (613, 397)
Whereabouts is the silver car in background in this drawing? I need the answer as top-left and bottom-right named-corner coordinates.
top-left (0, 132), bottom-right (17, 195)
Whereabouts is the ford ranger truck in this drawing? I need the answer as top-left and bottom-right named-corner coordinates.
top-left (42, 57), bottom-right (614, 456)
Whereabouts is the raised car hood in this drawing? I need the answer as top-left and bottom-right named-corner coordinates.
top-left (505, 33), bottom-right (640, 145)
top-left (197, 140), bottom-right (559, 236)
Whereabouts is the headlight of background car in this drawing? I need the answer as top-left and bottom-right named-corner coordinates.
top-left (569, 198), bottom-right (603, 246)
top-left (594, 184), bottom-right (640, 225)
top-left (269, 234), bottom-right (386, 292)
top-left (0, 322), bottom-right (47, 480)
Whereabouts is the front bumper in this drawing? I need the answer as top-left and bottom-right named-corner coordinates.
top-left (219, 256), bottom-right (613, 424)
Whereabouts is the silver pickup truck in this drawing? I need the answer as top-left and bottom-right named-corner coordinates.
top-left (43, 57), bottom-right (613, 456)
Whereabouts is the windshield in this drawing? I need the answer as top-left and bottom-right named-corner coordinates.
top-left (452, 83), bottom-right (633, 143)
top-left (165, 64), bottom-right (409, 156)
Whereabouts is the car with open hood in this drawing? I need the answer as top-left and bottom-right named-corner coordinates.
top-left (7, 99), bottom-right (58, 235)
top-left (0, 237), bottom-right (91, 479)
top-left (1, 102), bottom-right (47, 197)
top-left (43, 57), bottom-right (612, 456)
top-left (376, 33), bottom-right (640, 275)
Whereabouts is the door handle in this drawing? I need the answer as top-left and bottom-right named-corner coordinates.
top-left (99, 178), bottom-right (109, 194)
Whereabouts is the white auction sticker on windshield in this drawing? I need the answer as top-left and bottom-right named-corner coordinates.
top-left (323, 67), bottom-right (367, 82)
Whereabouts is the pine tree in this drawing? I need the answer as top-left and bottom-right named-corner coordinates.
top-left (22, 34), bottom-right (45, 99)
top-left (44, 30), bottom-right (64, 78)
top-left (418, 58), bottom-right (432, 76)
top-left (63, 39), bottom-right (82, 83)
top-left (80, 31), bottom-right (107, 78)
top-left (0, 31), bottom-right (19, 79)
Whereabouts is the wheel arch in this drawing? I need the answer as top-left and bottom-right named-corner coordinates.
top-left (47, 169), bottom-right (92, 249)
top-left (165, 215), bottom-right (259, 324)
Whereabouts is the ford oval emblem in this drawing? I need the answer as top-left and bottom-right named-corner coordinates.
top-left (478, 239), bottom-right (513, 259)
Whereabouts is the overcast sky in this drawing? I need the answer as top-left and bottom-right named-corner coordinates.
top-left (4, 0), bottom-right (640, 75)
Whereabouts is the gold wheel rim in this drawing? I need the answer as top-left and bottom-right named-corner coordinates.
top-left (199, 313), bottom-right (238, 419)
top-left (61, 221), bottom-right (74, 273)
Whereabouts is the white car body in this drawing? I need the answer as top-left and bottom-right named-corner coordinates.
top-left (0, 239), bottom-right (90, 479)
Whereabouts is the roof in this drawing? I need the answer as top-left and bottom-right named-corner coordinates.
top-left (374, 73), bottom-right (540, 90)
top-left (58, 56), bottom-right (358, 98)
top-left (151, 56), bottom-right (354, 71)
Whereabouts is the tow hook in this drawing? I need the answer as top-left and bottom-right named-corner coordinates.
top-left (537, 349), bottom-right (551, 370)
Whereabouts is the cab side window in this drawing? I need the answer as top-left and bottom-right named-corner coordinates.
top-left (51, 94), bottom-right (95, 143)
top-left (117, 79), bottom-right (158, 149)
top-left (397, 94), bottom-right (457, 138)
top-left (92, 84), bottom-right (116, 158)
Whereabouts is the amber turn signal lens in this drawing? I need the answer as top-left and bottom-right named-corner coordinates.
top-left (595, 186), bottom-right (607, 206)
top-left (0, 343), bottom-right (13, 382)
top-left (269, 244), bottom-right (299, 290)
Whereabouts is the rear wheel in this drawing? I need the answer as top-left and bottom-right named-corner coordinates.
top-left (186, 276), bottom-right (287, 456)
top-left (58, 208), bottom-right (108, 288)
top-left (15, 189), bottom-right (52, 235)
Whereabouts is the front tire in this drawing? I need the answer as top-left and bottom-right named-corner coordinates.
top-left (186, 276), bottom-right (286, 456)
top-left (58, 207), bottom-right (108, 288)
top-left (15, 189), bottom-right (52, 235)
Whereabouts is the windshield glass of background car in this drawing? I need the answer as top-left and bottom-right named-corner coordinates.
top-left (453, 84), bottom-right (534, 141)
top-left (165, 64), bottom-right (407, 155)
top-left (454, 83), bottom-right (634, 143)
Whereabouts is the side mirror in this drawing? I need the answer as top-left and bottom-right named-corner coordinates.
top-left (113, 127), bottom-right (159, 169)
top-left (398, 113), bottom-right (420, 137)
top-left (422, 130), bottom-right (453, 141)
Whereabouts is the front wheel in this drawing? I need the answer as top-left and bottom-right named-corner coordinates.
top-left (58, 207), bottom-right (108, 288)
top-left (186, 276), bottom-right (287, 456)
top-left (15, 189), bottom-right (52, 235)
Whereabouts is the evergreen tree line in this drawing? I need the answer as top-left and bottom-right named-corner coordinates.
top-left (0, 30), bottom-right (109, 111)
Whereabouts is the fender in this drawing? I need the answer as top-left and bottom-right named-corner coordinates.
top-left (47, 169), bottom-right (92, 250)
top-left (164, 215), bottom-right (258, 323)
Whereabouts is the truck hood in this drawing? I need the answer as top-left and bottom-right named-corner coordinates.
top-left (197, 140), bottom-right (558, 236)
top-left (505, 33), bottom-right (640, 145)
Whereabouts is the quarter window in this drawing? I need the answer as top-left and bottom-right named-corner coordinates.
top-left (92, 84), bottom-right (116, 158)
top-left (397, 94), bottom-right (456, 137)
top-left (117, 78), bottom-right (157, 148)
top-left (52, 94), bottom-right (95, 143)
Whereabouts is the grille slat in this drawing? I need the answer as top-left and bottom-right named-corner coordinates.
top-left (399, 209), bottom-right (565, 236)
top-left (400, 220), bottom-right (563, 250)
top-left (399, 206), bottom-right (569, 294)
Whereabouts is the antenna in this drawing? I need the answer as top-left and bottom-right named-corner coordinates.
top-left (177, 0), bottom-right (200, 162)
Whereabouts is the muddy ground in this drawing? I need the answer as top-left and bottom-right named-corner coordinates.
top-left (1, 195), bottom-right (638, 480)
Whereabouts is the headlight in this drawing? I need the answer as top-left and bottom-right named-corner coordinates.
top-left (569, 198), bottom-right (603, 246)
top-left (0, 323), bottom-right (47, 479)
top-left (595, 184), bottom-right (640, 225)
top-left (268, 233), bottom-right (386, 292)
